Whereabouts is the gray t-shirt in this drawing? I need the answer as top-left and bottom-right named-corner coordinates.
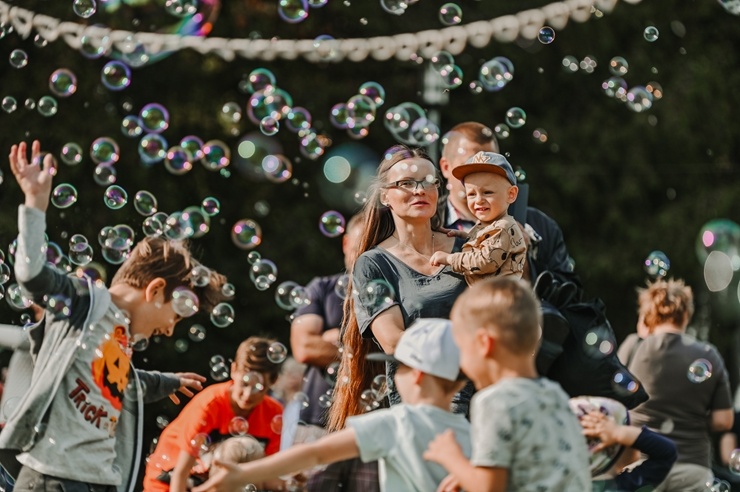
top-left (349, 403), bottom-right (471, 492)
top-left (618, 332), bottom-right (732, 468)
top-left (19, 305), bottom-right (131, 484)
top-left (353, 245), bottom-right (468, 406)
top-left (470, 378), bottom-right (591, 492)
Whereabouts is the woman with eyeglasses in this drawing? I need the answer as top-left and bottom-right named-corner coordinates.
top-left (327, 145), bottom-right (471, 432)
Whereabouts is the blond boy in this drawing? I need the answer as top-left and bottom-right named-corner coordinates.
top-left (424, 277), bottom-right (590, 492)
top-left (430, 152), bottom-right (526, 285)
top-left (193, 318), bottom-right (471, 492)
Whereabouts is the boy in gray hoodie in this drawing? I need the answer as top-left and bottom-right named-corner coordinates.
top-left (0, 141), bottom-right (227, 492)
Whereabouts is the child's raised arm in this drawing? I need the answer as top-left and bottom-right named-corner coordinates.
top-left (9, 140), bottom-right (56, 212)
top-left (192, 427), bottom-right (360, 492)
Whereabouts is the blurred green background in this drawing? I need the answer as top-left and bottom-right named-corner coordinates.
top-left (0, 0), bottom-right (738, 480)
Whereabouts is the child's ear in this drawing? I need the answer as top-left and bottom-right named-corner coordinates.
top-left (475, 328), bottom-right (496, 356)
top-left (144, 277), bottom-right (167, 302)
top-left (507, 185), bottom-right (519, 204)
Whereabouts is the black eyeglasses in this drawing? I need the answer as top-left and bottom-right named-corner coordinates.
top-left (384, 179), bottom-right (441, 192)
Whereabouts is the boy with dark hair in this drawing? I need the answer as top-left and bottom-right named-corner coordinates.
top-left (1, 141), bottom-right (227, 492)
top-left (425, 277), bottom-right (590, 492)
top-left (144, 337), bottom-right (284, 492)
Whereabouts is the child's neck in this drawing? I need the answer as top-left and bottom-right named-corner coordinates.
top-left (481, 357), bottom-right (538, 387)
top-left (405, 393), bottom-right (454, 411)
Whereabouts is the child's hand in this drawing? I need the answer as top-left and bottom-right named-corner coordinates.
top-left (191, 459), bottom-right (246, 492)
top-left (438, 227), bottom-right (467, 239)
top-left (9, 141), bottom-right (56, 212)
top-left (169, 372), bottom-right (207, 405)
top-left (581, 411), bottom-right (619, 452)
top-left (430, 251), bottom-right (450, 267)
top-left (437, 473), bottom-right (462, 492)
top-left (424, 429), bottom-right (462, 465)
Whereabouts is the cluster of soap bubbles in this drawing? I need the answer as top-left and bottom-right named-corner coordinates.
top-left (275, 281), bottom-right (310, 311)
top-left (696, 219), bottom-right (740, 293)
top-left (562, 55), bottom-right (598, 74)
top-left (0, 253), bottom-right (12, 301)
top-left (359, 374), bottom-right (390, 412)
top-left (249, 254), bottom-right (278, 291)
top-left (97, 224), bottom-right (136, 265)
top-left (68, 234), bottom-right (94, 267)
top-left (600, 57), bottom-right (663, 113)
top-left (330, 82), bottom-right (386, 141)
top-left (384, 102), bottom-right (440, 147)
top-left (4, 51), bottom-right (59, 116)
top-left (427, 51), bottom-right (464, 90)
top-left (209, 355), bottom-right (231, 381)
top-left (644, 250), bottom-right (671, 278)
top-left (478, 56), bottom-right (514, 92)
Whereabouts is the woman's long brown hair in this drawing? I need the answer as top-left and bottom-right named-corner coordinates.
top-left (326, 145), bottom-right (442, 431)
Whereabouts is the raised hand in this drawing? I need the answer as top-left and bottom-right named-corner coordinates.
top-left (168, 372), bottom-right (207, 405)
top-left (9, 141), bottom-right (57, 212)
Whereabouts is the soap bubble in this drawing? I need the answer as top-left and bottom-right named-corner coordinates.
top-left (479, 58), bottom-right (512, 92)
top-left (275, 281), bottom-right (300, 310)
top-left (201, 140), bottom-right (231, 171)
top-left (60, 143), bottom-right (83, 165)
top-left (245, 68), bottom-right (276, 95)
top-left (729, 449), bottom-right (740, 475)
top-left (688, 359), bottom-right (713, 383)
top-left (231, 220), bottom-right (262, 250)
top-left (134, 191), bottom-right (157, 216)
top-left (260, 116), bottom-right (280, 136)
top-left (357, 279), bottom-right (395, 313)
top-left (49, 69), bottom-right (77, 97)
top-left (69, 239), bottom-right (93, 266)
top-left (164, 212), bottom-right (195, 240)
top-left (262, 155), bottom-right (293, 183)
top-left (319, 211), bottom-right (346, 238)
top-left (164, 146), bottom-right (193, 175)
top-left (505, 107), bottom-right (527, 128)
top-left (101, 61), bottom-right (131, 91)
top-left (9, 49), bottom-right (28, 69)
top-left (51, 184), bottom-right (78, 209)
top-left (430, 51), bottom-right (455, 72)
top-left (267, 342), bottom-right (288, 364)
top-left (250, 259), bottom-right (278, 290)
top-left (90, 137), bottom-right (120, 165)
top-left (104, 185), bottom-right (128, 210)
top-left (538, 26), bottom-right (556, 44)
top-left (165, 0), bottom-right (198, 17)
top-left (438, 3), bottom-right (462, 26)
top-left (602, 77), bottom-right (628, 99)
top-left (359, 81), bottom-right (385, 106)
top-left (37, 96), bottom-right (58, 117)
top-left (180, 135), bottom-right (205, 161)
top-left (73, 0), bottom-right (97, 18)
top-left (609, 56), bottom-right (629, 76)
top-left (121, 115), bottom-right (143, 138)
top-left (611, 370), bottom-right (640, 395)
top-left (278, 0), bottom-right (309, 23)
top-left (285, 107), bottom-right (312, 133)
top-left (139, 103), bottom-right (169, 133)
top-left (94, 164), bottom-right (117, 186)
top-left (334, 274), bottom-right (350, 299)
top-left (139, 134), bottom-right (168, 165)
top-left (188, 324), bottom-right (206, 342)
top-left (172, 287), bottom-right (200, 318)
top-left (438, 64), bottom-right (464, 89)
top-left (625, 87), bottom-right (653, 113)
top-left (210, 302), bottom-right (235, 328)
top-left (644, 250), bottom-right (670, 277)
top-left (643, 26), bottom-right (659, 42)
top-left (380, 0), bottom-right (407, 15)
top-left (191, 265), bottom-right (211, 287)
top-left (201, 197), bottom-right (221, 216)
top-left (2, 96), bottom-right (17, 113)
top-left (228, 417), bottom-right (249, 436)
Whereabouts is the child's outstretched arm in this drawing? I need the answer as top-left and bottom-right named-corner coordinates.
top-left (9, 141), bottom-right (56, 212)
top-left (424, 429), bottom-right (508, 492)
top-left (192, 428), bottom-right (360, 492)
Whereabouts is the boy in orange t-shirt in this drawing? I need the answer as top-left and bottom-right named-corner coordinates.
top-left (144, 337), bottom-right (284, 491)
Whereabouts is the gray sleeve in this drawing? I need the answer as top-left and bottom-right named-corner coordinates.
top-left (352, 254), bottom-right (399, 338)
top-left (135, 370), bottom-right (182, 404)
top-left (15, 205), bottom-right (46, 283)
top-left (0, 324), bottom-right (30, 350)
top-left (617, 334), bottom-right (641, 366)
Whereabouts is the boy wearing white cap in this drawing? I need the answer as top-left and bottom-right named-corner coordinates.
top-left (430, 151), bottom-right (527, 285)
top-left (193, 318), bottom-right (471, 492)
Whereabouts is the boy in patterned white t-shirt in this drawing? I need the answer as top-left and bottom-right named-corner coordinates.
top-left (424, 277), bottom-right (590, 492)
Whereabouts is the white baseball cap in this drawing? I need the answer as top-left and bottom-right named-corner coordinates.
top-left (368, 318), bottom-right (463, 381)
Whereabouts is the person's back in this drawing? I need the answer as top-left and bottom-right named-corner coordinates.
top-left (425, 277), bottom-right (590, 492)
top-left (622, 332), bottom-right (729, 467)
